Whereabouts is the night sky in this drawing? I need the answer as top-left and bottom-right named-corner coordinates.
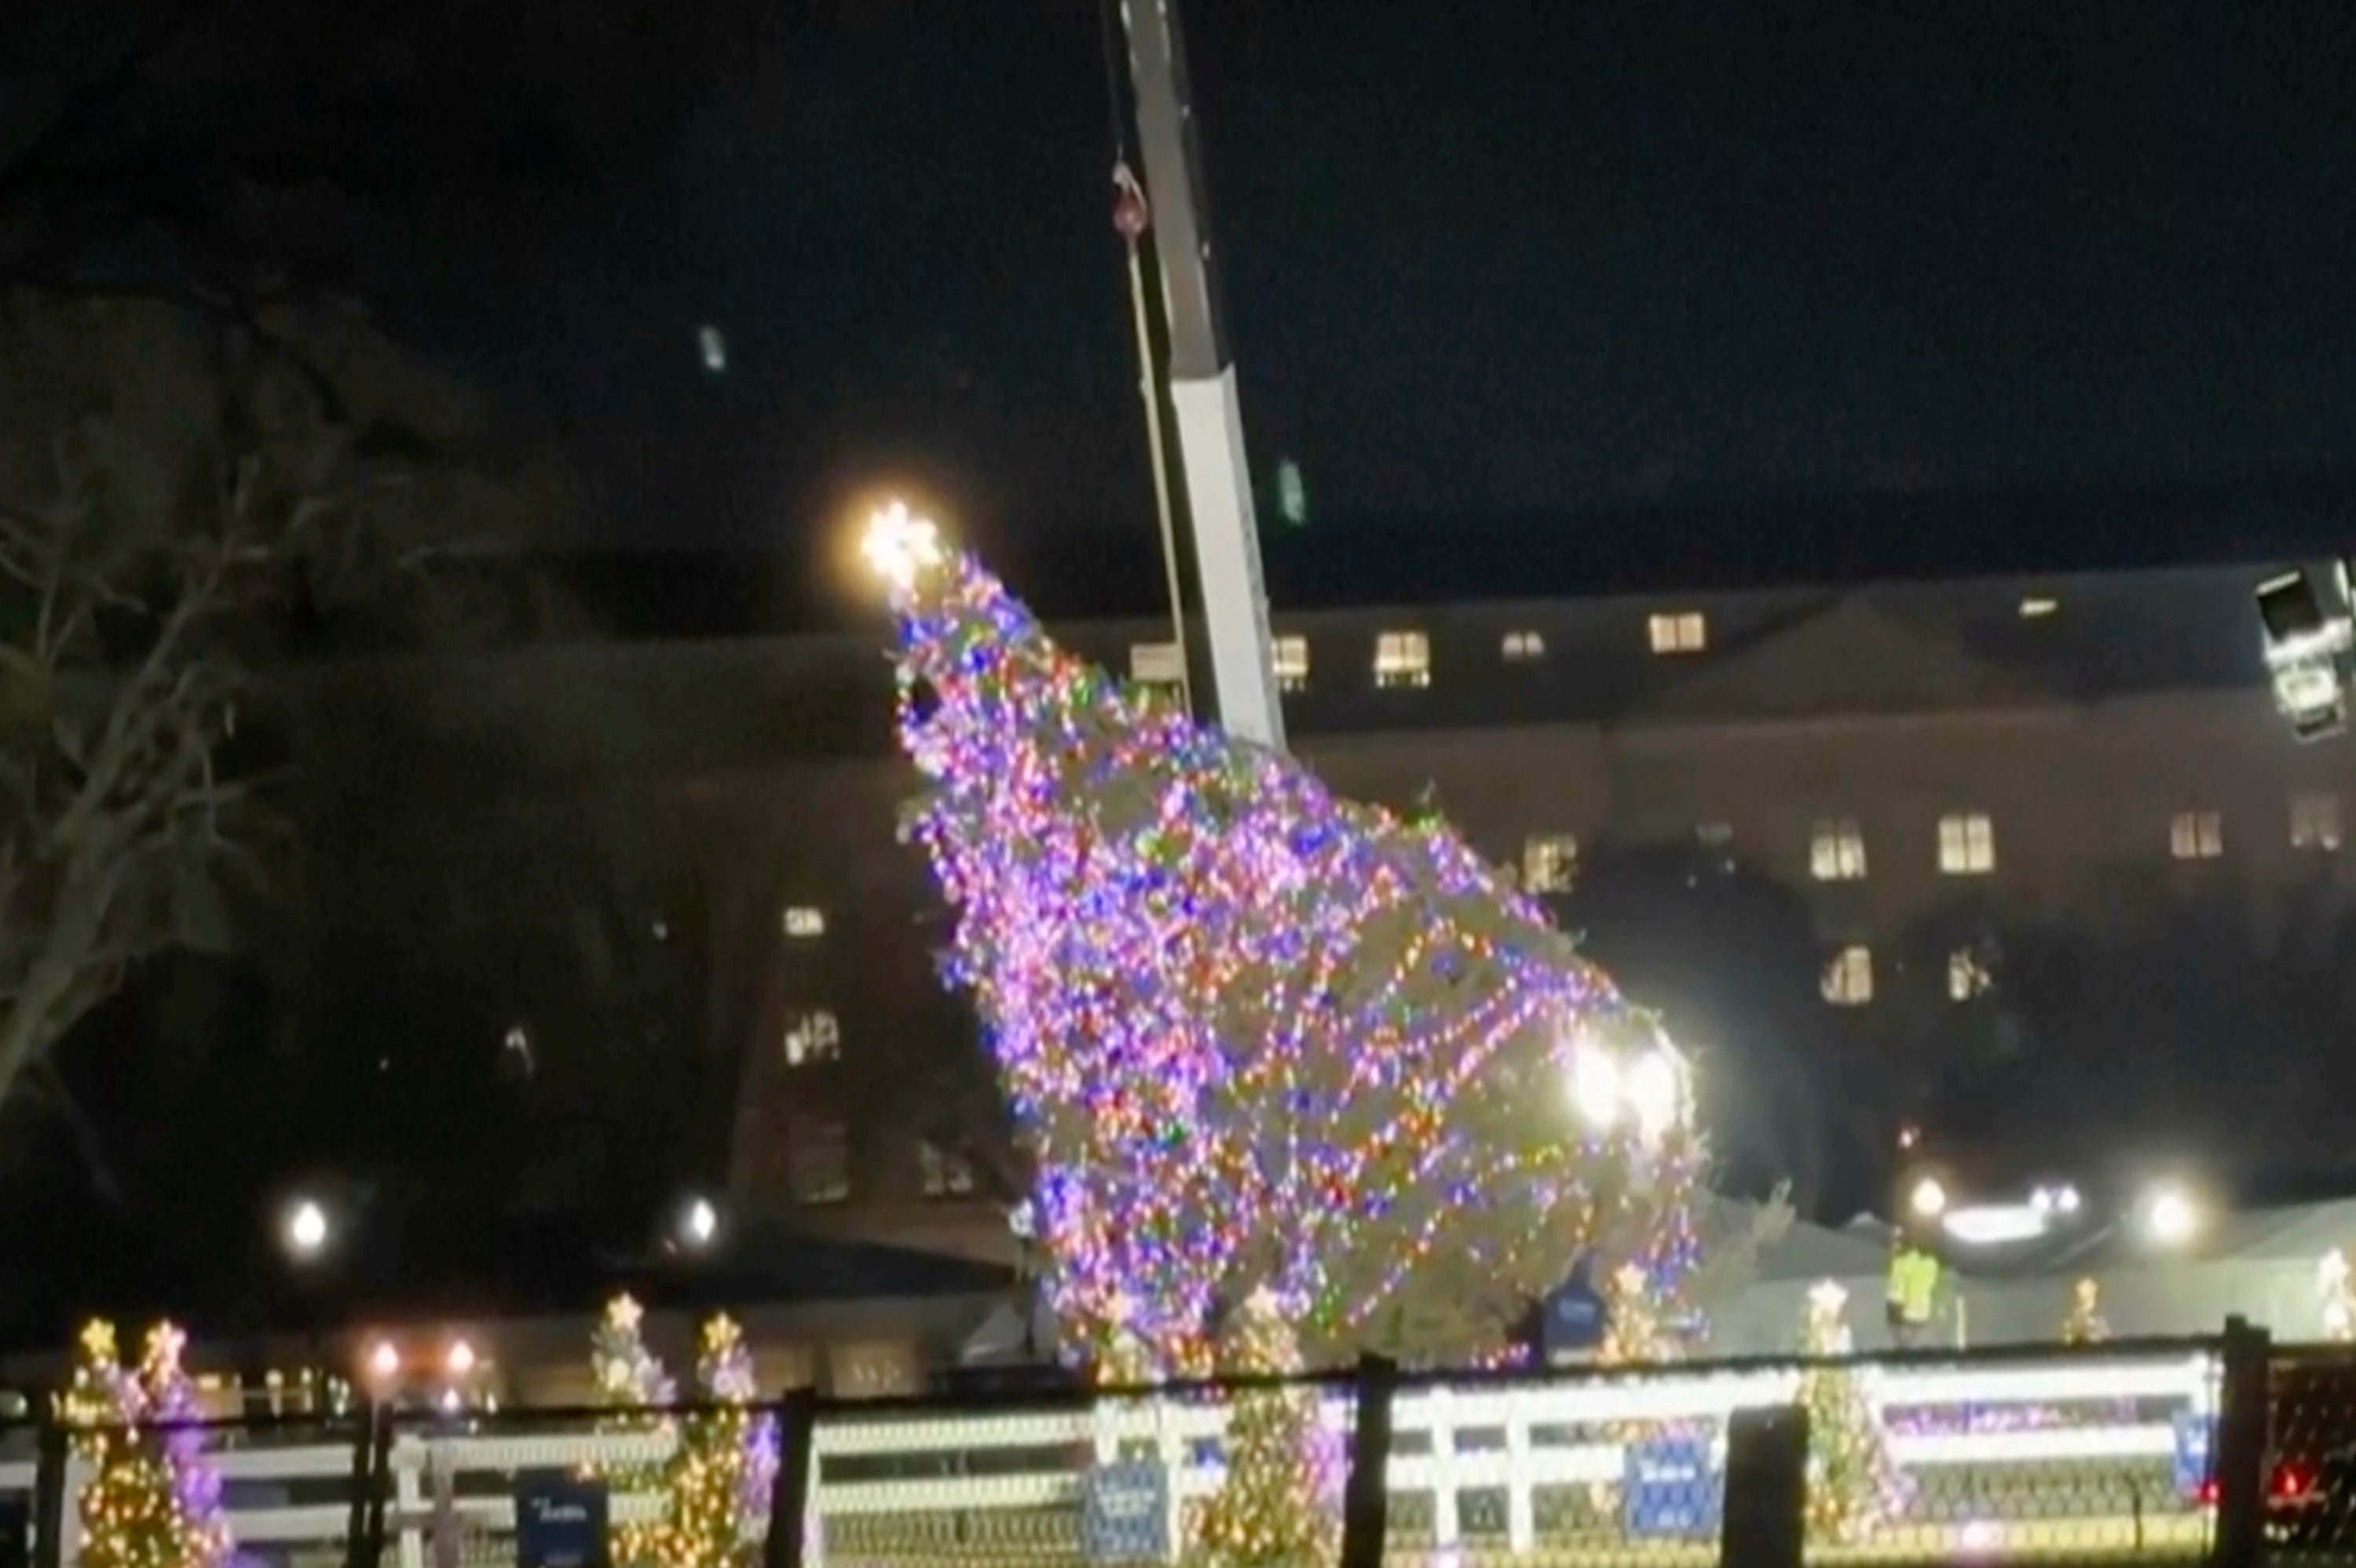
top-left (16, 0), bottom-right (2355, 613)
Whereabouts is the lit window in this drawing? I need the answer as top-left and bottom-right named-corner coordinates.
top-left (2169, 811), bottom-right (2225, 861)
top-left (1129, 641), bottom-right (1186, 686)
top-left (2292, 792), bottom-right (2343, 852)
top-left (2018, 596), bottom-right (2060, 619)
top-left (1937, 813), bottom-right (1996, 875)
top-left (1809, 819), bottom-right (1868, 881)
top-left (790, 1124), bottom-right (851, 1206)
top-left (1272, 635), bottom-right (1311, 693)
top-left (1948, 948), bottom-right (1992, 1001)
top-left (1502, 630), bottom-right (1547, 662)
top-left (782, 906), bottom-right (826, 939)
top-left (1822, 946), bottom-right (1874, 1006)
top-left (919, 1141), bottom-right (976, 1199)
top-left (1522, 834), bottom-right (1579, 894)
top-left (783, 1010), bottom-right (841, 1067)
top-left (1373, 631), bottom-right (1431, 689)
top-left (1648, 612), bottom-right (1707, 654)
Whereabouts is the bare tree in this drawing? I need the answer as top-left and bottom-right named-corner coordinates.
top-left (0, 288), bottom-right (551, 1131)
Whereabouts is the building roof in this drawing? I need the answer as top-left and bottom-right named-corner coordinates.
top-left (328, 550), bottom-right (2310, 783)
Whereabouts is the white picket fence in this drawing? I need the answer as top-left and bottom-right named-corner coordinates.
top-left (0, 1348), bottom-right (2222, 1564)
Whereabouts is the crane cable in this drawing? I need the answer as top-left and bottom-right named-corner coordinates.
top-left (1094, 0), bottom-right (1132, 168)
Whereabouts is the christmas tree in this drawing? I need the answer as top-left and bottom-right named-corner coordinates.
top-left (2062, 1277), bottom-right (2111, 1346)
top-left (1798, 1283), bottom-right (1901, 1544)
top-left (588, 1295), bottom-right (675, 1568)
top-left (655, 1316), bottom-right (754, 1568)
top-left (873, 507), bottom-right (1688, 1370)
top-left (1194, 1288), bottom-right (1337, 1567)
top-left (61, 1321), bottom-right (230, 1568)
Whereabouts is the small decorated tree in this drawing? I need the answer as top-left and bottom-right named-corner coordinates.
top-left (1798, 1282), bottom-right (1900, 1544)
top-left (589, 1295), bottom-right (675, 1567)
top-left (2062, 1278), bottom-right (2111, 1346)
top-left (62, 1321), bottom-right (230, 1568)
top-left (1195, 1289), bottom-right (1337, 1568)
top-left (655, 1317), bottom-right (754, 1568)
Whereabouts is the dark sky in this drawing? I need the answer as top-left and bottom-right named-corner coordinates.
top-left (13, 0), bottom-right (2356, 604)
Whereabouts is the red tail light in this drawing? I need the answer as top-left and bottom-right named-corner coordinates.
top-left (2197, 1478), bottom-right (2220, 1505)
top-left (2274, 1465), bottom-right (2313, 1500)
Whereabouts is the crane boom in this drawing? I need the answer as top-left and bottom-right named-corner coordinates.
top-left (1119, 0), bottom-right (1287, 751)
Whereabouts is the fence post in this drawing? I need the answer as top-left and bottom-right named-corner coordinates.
top-left (2212, 1316), bottom-right (2270, 1568)
top-left (32, 1419), bottom-right (66, 1568)
top-left (1719, 1403), bottom-right (1808, 1568)
top-left (1337, 1355), bottom-right (1396, 1568)
top-left (342, 1402), bottom-right (380, 1568)
top-left (761, 1389), bottom-right (820, 1568)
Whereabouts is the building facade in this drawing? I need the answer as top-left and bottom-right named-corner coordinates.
top-left (308, 557), bottom-right (2356, 1273)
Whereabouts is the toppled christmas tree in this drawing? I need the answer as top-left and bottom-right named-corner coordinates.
top-left (1798, 1282), bottom-right (1901, 1544)
top-left (1194, 1289), bottom-right (1337, 1568)
top-left (872, 507), bottom-right (1692, 1371)
top-left (588, 1295), bottom-right (675, 1567)
top-left (61, 1321), bottom-right (231, 1568)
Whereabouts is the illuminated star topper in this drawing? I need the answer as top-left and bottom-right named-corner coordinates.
top-left (862, 501), bottom-right (944, 591)
top-left (79, 1318), bottom-right (118, 1364)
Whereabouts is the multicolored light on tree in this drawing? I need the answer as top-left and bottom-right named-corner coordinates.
top-left (876, 508), bottom-right (1695, 1369)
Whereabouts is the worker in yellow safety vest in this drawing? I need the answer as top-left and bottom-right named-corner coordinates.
top-left (1886, 1241), bottom-right (1940, 1347)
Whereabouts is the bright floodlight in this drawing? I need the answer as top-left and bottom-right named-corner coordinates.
top-left (1626, 1049), bottom-right (1681, 1144)
top-left (366, 1341), bottom-right (401, 1383)
top-left (862, 501), bottom-right (943, 589)
top-left (2145, 1183), bottom-right (2200, 1248)
top-left (1568, 1040), bottom-right (1622, 1131)
top-left (1909, 1175), bottom-right (1949, 1220)
top-left (682, 1196), bottom-right (719, 1249)
top-left (1942, 1203), bottom-right (2048, 1246)
top-left (446, 1339), bottom-right (477, 1378)
top-left (284, 1198), bottom-right (330, 1259)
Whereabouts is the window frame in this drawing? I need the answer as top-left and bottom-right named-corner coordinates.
top-left (1648, 611), bottom-right (1707, 655)
top-left (1373, 630), bottom-right (1432, 689)
top-left (1937, 812), bottom-right (1996, 875)
top-left (1809, 818), bottom-right (1868, 882)
top-left (1822, 945), bottom-right (1874, 1006)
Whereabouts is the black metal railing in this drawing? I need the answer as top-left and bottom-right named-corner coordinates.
top-left (0, 1316), bottom-right (2310, 1568)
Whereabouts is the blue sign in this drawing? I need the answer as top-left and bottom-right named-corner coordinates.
top-left (515, 1472), bottom-right (609, 1568)
top-left (1624, 1436), bottom-right (1721, 1537)
top-left (1082, 1460), bottom-right (1170, 1564)
top-left (2174, 1413), bottom-right (2216, 1501)
top-left (1542, 1255), bottom-right (1608, 1358)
